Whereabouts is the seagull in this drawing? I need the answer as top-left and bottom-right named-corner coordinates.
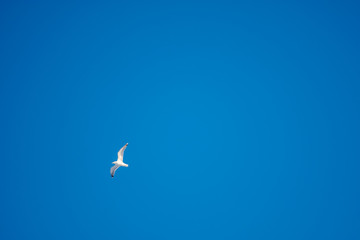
top-left (110, 143), bottom-right (129, 178)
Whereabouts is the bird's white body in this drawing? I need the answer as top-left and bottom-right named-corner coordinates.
top-left (110, 143), bottom-right (129, 178)
top-left (112, 161), bottom-right (128, 167)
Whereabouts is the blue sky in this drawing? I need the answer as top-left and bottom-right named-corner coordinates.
top-left (1, 0), bottom-right (360, 239)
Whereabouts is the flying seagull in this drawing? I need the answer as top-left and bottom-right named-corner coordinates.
top-left (110, 143), bottom-right (129, 178)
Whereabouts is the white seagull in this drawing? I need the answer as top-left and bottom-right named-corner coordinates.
top-left (110, 143), bottom-right (129, 178)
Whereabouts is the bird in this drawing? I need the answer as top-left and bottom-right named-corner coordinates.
top-left (110, 143), bottom-right (129, 178)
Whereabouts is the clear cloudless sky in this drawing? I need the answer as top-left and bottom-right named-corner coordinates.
top-left (1, 0), bottom-right (360, 239)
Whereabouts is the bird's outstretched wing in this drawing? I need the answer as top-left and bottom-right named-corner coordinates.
top-left (110, 165), bottom-right (120, 178)
top-left (117, 143), bottom-right (128, 162)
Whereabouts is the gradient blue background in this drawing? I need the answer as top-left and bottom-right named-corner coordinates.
top-left (1, 1), bottom-right (360, 239)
